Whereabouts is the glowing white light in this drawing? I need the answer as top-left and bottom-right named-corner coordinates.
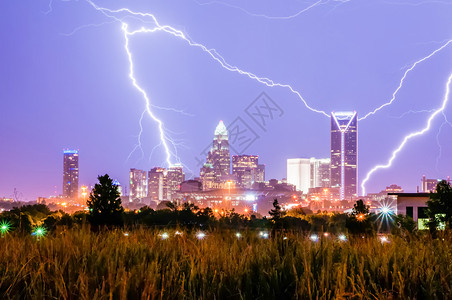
top-left (283, 236), bottom-right (288, 240)
top-left (310, 234), bottom-right (319, 242)
top-left (175, 231), bottom-right (183, 236)
top-left (380, 206), bottom-right (391, 215)
top-left (380, 236), bottom-right (389, 244)
top-left (362, 71), bottom-right (452, 195)
top-left (235, 232), bottom-right (242, 238)
top-left (160, 232), bottom-right (169, 240)
top-left (196, 232), bottom-right (206, 240)
top-left (338, 234), bottom-right (347, 241)
top-left (259, 231), bottom-right (269, 239)
top-left (123, 232), bottom-right (129, 237)
top-left (245, 194), bottom-right (256, 201)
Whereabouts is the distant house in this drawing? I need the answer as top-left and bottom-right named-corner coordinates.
top-left (389, 193), bottom-right (443, 230)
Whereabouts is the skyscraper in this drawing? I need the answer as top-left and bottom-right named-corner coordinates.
top-left (232, 155), bottom-right (259, 188)
top-left (310, 158), bottom-right (331, 188)
top-left (166, 164), bottom-right (185, 201)
top-left (331, 111), bottom-right (358, 199)
top-left (148, 167), bottom-right (167, 201)
top-left (63, 150), bottom-right (79, 199)
top-left (201, 120), bottom-right (231, 189)
top-left (129, 168), bottom-right (147, 201)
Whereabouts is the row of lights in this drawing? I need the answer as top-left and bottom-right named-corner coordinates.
top-left (121, 230), bottom-right (390, 243)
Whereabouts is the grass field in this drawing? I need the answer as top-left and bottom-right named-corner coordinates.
top-left (0, 228), bottom-right (451, 299)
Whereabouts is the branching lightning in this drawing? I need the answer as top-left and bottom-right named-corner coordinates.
top-left (122, 22), bottom-right (176, 167)
top-left (68, 0), bottom-right (451, 190)
top-left (361, 71), bottom-right (452, 195)
top-left (359, 39), bottom-right (452, 121)
top-left (193, 0), bottom-right (326, 20)
top-left (435, 112), bottom-right (452, 171)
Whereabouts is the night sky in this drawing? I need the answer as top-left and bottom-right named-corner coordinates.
top-left (1, 0), bottom-right (452, 200)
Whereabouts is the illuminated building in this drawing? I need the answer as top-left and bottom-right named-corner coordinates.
top-left (310, 158), bottom-right (331, 188)
top-left (331, 111), bottom-right (358, 199)
top-left (147, 165), bottom-right (184, 201)
top-left (129, 168), bottom-right (147, 201)
top-left (201, 121), bottom-right (231, 189)
top-left (287, 158), bottom-right (330, 193)
top-left (389, 193), bottom-right (433, 229)
top-left (148, 167), bottom-right (167, 201)
top-left (112, 180), bottom-right (122, 196)
top-left (421, 175), bottom-right (450, 192)
top-left (200, 163), bottom-right (216, 190)
top-left (166, 164), bottom-right (185, 201)
top-left (256, 164), bottom-right (265, 182)
top-left (287, 158), bottom-right (311, 193)
top-left (232, 155), bottom-right (260, 188)
top-left (63, 150), bottom-right (79, 199)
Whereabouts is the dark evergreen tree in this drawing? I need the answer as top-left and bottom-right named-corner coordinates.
top-left (269, 199), bottom-right (285, 221)
top-left (87, 174), bottom-right (124, 228)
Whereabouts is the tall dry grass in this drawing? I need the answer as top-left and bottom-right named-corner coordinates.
top-left (0, 228), bottom-right (451, 299)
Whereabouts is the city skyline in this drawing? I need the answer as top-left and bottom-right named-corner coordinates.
top-left (1, 1), bottom-right (452, 200)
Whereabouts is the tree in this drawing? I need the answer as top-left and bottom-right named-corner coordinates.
top-left (269, 199), bottom-right (285, 221)
top-left (345, 199), bottom-right (373, 235)
top-left (87, 174), bottom-right (124, 228)
top-left (426, 180), bottom-right (452, 233)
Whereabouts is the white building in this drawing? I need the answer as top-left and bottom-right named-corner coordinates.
top-left (287, 158), bottom-right (331, 193)
top-left (287, 158), bottom-right (311, 193)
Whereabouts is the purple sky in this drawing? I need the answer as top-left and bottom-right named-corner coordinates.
top-left (1, 0), bottom-right (452, 201)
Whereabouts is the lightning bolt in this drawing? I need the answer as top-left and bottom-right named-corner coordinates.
top-left (389, 109), bottom-right (436, 119)
top-left (435, 112), bottom-right (452, 171)
top-left (359, 39), bottom-right (452, 121)
top-left (193, 0), bottom-right (326, 20)
top-left (82, 0), bottom-right (331, 168)
top-left (361, 70), bottom-right (452, 195)
top-left (88, 1), bottom-right (329, 117)
top-left (122, 22), bottom-right (177, 167)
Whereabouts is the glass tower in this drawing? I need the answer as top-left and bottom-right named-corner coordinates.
top-left (63, 150), bottom-right (79, 199)
top-left (331, 112), bottom-right (358, 199)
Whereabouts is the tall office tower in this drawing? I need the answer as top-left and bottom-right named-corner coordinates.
top-left (148, 167), bottom-right (167, 201)
top-left (310, 158), bottom-right (331, 188)
top-left (166, 164), bottom-right (185, 201)
top-left (200, 163), bottom-right (215, 190)
top-left (129, 168), bottom-right (147, 201)
top-left (63, 150), bottom-right (79, 199)
top-left (331, 111), bottom-right (358, 199)
top-left (256, 164), bottom-right (265, 183)
top-left (232, 155), bottom-right (259, 188)
top-left (287, 158), bottom-right (311, 193)
top-left (204, 121), bottom-right (231, 180)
